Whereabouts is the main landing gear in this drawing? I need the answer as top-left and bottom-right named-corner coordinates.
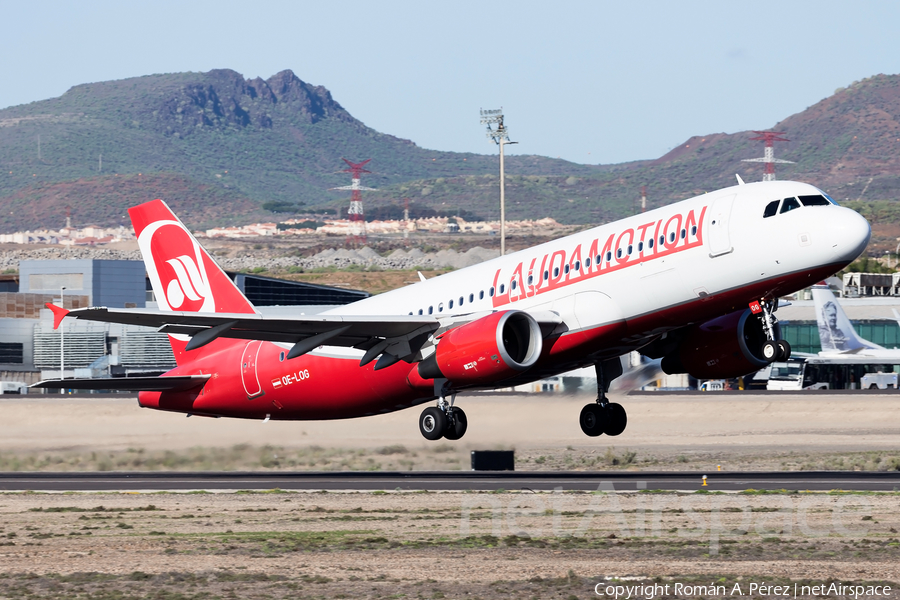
top-left (580, 358), bottom-right (628, 437)
top-left (755, 299), bottom-right (792, 362)
top-left (419, 394), bottom-right (468, 441)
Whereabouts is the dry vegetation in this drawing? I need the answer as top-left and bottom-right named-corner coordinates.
top-left (1, 444), bottom-right (899, 474)
top-left (0, 491), bottom-right (896, 599)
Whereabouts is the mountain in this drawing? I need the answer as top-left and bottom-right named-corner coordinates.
top-left (0, 70), bottom-right (899, 232)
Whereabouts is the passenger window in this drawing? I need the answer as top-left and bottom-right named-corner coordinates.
top-left (489, 287), bottom-right (495, 296)
top-left (691, 226), bottom-right (697, 236)
top-left (596, 254), bottom-right (601, 264)
top-left (511, 280), bottom-right (517, 290)
top-left (408, 312), bottom-right (412, 316)
top-left (479, 291), bottom-right (484, 300)
top-left (553, 267), bottom-right (559, 277)
top-left (428, 306), bottom-right (433, 314)
top-left (763, 200), bottom-right (780, 218)
top-left (606, 251), bottom-right (612, 261)
top-left (543, 270), bottom-right (549, 280)
top-left (799, 194), bottom-right (831, 206)
top-left (780, 197), bottom-right (801, 214)
top-left (564, 264), bottom-right (570, 274)
top-left (499, 284), bottom-right (505, 294)
top-left (659, 236), bottom-right (664, 246)
top-left (527, 275), bottom-right (533, 285)
top-left (438, 302), bottom-right (444, 312)
top-left (418, 309), bottom-right (423, 315)
top-left (574, 261), bottom-right (580, 271)
top-left (638, 242), bottom-right (643, 252)
top-left (627, 245), bottom-right (633, 254)
top-left (668, 232), bottom-right (675, 243)
top-left (616, 248), bottom-right (622, 258)
top-left (469, 293), bottom-right (474, 303)
top-left (585, 257), bottom-right (591, 267)
top-left (680, 229), bottom-right (686, 239)
top-left (648, 238), bottom-right (654, 249)
top-left (279, 351), bottom-right (285, 362)
top-left (448, 300), bottom-right (454, 309)
top-left (459, 296), bottom-right (464, 305)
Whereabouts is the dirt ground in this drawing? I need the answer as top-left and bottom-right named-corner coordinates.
top-left (1, 391), bottom-right (899, 598)
top-left (0, 490), bottom-right (896, 599)
top-left (1, 391), bottom-right (899, 473)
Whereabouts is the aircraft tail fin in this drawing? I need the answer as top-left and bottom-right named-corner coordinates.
top-left (811, 283), bottom-right (882, 353)
top-left (130, 199), bottom-right (258, 365)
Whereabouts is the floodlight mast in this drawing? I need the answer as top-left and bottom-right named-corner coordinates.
top-left (480, 108), bottom-right (517, 256)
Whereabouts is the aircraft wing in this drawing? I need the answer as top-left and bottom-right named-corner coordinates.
top-left (47, 304), bottom-right (440, 365)
top-left (31, 375), bottom-right (210, 392)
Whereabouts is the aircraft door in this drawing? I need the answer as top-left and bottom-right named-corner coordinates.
top-left (240, 340), bottom-right (265, 400)
top-left (707, 194), bottom-right (736, 257)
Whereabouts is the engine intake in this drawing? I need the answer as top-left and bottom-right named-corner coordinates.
top-left (418, 310), bottom-right (542, 386)
top-left (661, 308), bottom-right (778, 379)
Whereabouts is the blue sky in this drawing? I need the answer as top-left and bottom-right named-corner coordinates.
top-left (2, 1), bottom-right (898, 165)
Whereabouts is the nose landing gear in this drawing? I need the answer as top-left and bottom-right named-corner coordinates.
top-left (579, 358), bottom-right (628, 437)
top-left (754, 299), bottom-right (791, 362)
top-left (418, 393), bottom-right (468, 441)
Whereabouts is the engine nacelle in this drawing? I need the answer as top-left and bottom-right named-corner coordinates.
top-left (418, 310), bottom-right (542, 386)
top-left (661, 309), bottom-right (778, 379)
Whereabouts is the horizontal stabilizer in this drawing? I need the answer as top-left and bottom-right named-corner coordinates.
top-left (30, 375), bottom-right (210, 392)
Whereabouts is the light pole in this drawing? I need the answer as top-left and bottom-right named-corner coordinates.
top-left (60, 286), bottom-right (66, 392)
top-left (480, 108), bottom-right (517, 256)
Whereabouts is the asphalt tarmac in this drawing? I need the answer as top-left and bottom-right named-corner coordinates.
top-left (0, 470), bottom-right (897, 492)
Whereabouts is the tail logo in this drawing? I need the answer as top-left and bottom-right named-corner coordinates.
top-left (165, 256), bottom-right (209, 309)
top-left (138, 220), bottom-right (215, 313)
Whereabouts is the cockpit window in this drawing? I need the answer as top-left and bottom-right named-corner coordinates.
top-left (799, 194), bottom-right (831, 207)
top-left (763, 200), bottom-right (780, 218)
top-left (780, 197), bottom-right (801, 214)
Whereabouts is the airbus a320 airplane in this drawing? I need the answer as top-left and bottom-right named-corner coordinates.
top-left (36, 180), bottom-right (870, 441)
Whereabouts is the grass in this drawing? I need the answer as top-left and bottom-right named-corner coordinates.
top-left (0, 443), bottom-right (468, 472)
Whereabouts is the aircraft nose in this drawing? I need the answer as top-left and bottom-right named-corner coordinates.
top-left (831, 208), bottom-right (871, 262)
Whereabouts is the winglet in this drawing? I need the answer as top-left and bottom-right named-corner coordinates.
top-left (45, 302), bottom-right (69, 330)
top-left (735, 174), bottom-right (745, 186)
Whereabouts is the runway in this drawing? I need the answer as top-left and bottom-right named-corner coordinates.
top-left (0, 470), bottom-right (897, 492)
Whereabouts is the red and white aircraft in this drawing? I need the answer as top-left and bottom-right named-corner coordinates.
top-left (37, 180), bottom-right (870, 440)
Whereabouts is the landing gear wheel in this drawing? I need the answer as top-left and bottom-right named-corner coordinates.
top-left (776, 340), bottom-right (792, 361)
top-left (443, 407), bottom-right (468, 440)
top-left (579, 404), bottom-right (605, 437)
top-left (762, 340), bottom-right (779, 362)
top-left (419, 406), bottom-right (447, 441)
top-left (604, 402), bottom-right (627, 436)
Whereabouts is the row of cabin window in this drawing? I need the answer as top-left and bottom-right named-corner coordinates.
top-left (409, 224), bottom-right (699, 316)
top-left (763, 194), bottom-right (833, 218)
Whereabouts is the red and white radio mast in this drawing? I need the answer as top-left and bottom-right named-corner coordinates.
top-left (742, 131), bottom-right (794, 182)
top-left (331, 158), bottom-right (376, 246)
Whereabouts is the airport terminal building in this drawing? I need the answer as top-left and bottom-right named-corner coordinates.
top-left (0, 260), bottom-right (368, 387)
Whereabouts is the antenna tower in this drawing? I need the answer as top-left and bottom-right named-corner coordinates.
top-left (331, 158), bottom-right (376, 246)
top-left (640, 185), bottom-right (647, 213)
top-left (742, 131), bottom-right (794, 181)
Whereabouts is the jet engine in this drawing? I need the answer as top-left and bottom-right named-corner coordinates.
top-left (417, 310), bottom-right (542, 386)
top-left (660, 309), bottom-right (778, 379)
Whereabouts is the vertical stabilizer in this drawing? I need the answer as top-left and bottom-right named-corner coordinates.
top-left (130, 199), bottom-right (258, 364)
top-left (811, 284), bottom-right (882, 353)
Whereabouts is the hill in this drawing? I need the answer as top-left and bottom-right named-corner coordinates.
top-left (1, 70), bottom-right (899, 232)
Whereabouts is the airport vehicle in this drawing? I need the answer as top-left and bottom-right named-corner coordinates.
top-left (34, 180), bottom-right (870, 439)
top-left (860, 371), bottom-right (897, 389)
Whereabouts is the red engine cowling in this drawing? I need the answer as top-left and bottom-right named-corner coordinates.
top-left (418, 310), bottom-right (542, 386)
top-left (661, 309), bottom-right (777, 379)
